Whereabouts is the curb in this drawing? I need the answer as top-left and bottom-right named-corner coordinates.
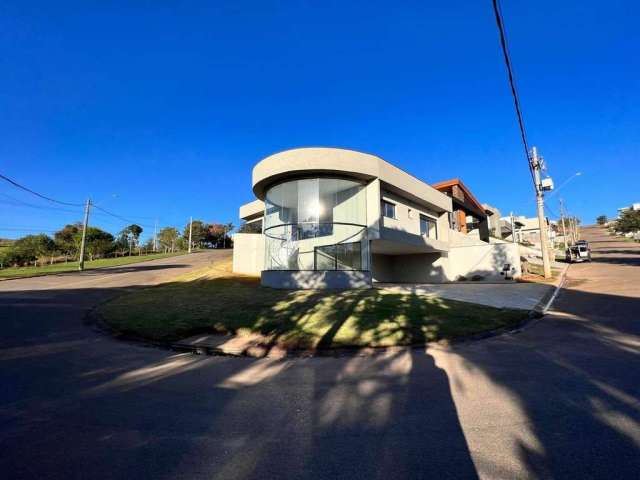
top-left (530, 263), bottom-right (570, 317)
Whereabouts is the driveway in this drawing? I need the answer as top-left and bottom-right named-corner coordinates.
top-left (2, 229), bottom-right (639, 479)
top-left (377, 281), bottom-right (554, 310)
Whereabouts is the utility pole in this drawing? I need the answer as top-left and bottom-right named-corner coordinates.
top-left (188, 216), bottom-right (193, 253)
top-left (530, 147), bottom-right (552, 278)
top-left (153, 219), bottom-right (158, 252)
top-left (78, 198), bottom-right (91, 271)
top-left (559, 198), bottom-right (568, 252)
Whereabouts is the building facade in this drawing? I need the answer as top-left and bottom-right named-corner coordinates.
top-left (234, 148), bottom-right (521, 288)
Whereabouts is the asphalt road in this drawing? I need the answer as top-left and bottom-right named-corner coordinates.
top-left (1, 230), bottom-right (639, 479)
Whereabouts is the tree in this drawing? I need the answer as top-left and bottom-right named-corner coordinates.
top-left (126, 224), bottom-right (143, 242)
top-left (159, 227), bottom-right (179, 252)
top-left (183, 220), bottom-right (207, 248)
top-left (205, 223), bottom-right (234, 248)
top-left (615, 209), bottom-right (640, 234)
top-left (4, 234), bottom-right (55, 266)
top-left (76, 227), bottom-right (114, 261)
top-left (142, 238), bottom-right (154, 252)
top-left (114, 232), bottom-right (129, 256)
top-left (596, 215), bottom-right (608, 225)
top-left (54, 223), bottom-right (82, 257)
top-left (119, 224), bottom-right (144, 255)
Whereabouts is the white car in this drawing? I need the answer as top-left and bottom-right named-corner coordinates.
top-left (566, 245), bottom-right (591, 263)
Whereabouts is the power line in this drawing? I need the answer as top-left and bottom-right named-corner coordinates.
top-left (490, 0), bottom-right (536, 185)
top-left (544, 203), bottom-right (559, 218)
top-left (0, 193), bottom-right (84, 214)
top-left (91, 204), bottom-right (155, 229)
top-left (0, 173), bottom-right (84, 207)
top-left (1, 172), bottom-right (159, 232)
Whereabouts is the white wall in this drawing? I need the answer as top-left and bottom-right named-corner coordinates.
top-left (447, 242), bottom-right (521, 281)
top-left (380, 189), bottom-right (448, 243)
top-left (232, 233), bottom-right (264, 276)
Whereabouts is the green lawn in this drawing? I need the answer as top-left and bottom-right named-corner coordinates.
top-left (0, 251), bottom-right (188, 279)
top-left (97, 258), bottom-right (530, 350)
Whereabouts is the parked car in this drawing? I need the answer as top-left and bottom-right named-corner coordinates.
top-left (566, 244), bottom-right (591, 263)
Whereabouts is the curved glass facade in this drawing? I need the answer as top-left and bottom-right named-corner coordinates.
top-left (264, 178), bottom-right (369, 271)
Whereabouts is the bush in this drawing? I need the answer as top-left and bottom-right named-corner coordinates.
top-left (1, 234), bottom-right (55, 266)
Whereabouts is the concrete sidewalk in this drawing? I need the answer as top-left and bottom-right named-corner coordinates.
top-left (376, 281), bottom-right (554, 310)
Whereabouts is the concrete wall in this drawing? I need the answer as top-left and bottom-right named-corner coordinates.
top-left (371, 254), bottom-right (394, 282)
top-left (447, 242), bottom-right (521, 281)
top-left (380, 189), bottom-right (449, 244)
top-left (239, 199), bottom-right (265, 221)
top-left (261, 270), bottom-right (372, 289)
top-left (232, 233), bottom-right (264, 276)
top-left (372, 242), bottom-right (521, 283)
top-left (371, 253), bottom-right (449, 283)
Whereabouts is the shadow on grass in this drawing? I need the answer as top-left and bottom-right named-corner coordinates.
top-left (97, 272), bottom-right (529, 353)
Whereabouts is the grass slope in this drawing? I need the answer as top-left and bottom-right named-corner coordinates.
top-left (99, 258), bottom-right (529, 349)
top-left (0, 252), bottom-right (188, 279)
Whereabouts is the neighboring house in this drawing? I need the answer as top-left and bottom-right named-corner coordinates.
top-left (431, 179), bottom-right (491, 242)
top-left (500, 215), bottom-right (554, 246)
top-left (482, 203), bottom-right (502, 239)
top-left (499, 215), bottom-right (524, 241)
top-left (617, 203), bottom-right (640, 217)
top-left (233, 147), bottom-right (521, 288)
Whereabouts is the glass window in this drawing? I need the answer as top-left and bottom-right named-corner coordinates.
top-left (382, 200), bottom-right (396, 219)
top-left (337, 242), bottom-right (362, 270)
top-left (264, 177), bottom-right (368, 271)
top-left (420, 214), bottom-right (438, 239)
top-left (314, 242), bottom-right (362, 271)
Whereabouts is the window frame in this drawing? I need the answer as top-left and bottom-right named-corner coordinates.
top-left (381, 200), bottom-right (396, 219)
top-left (419, 214), bottom-right (438, 239)
top-left (313, 241), bottom-right (363, 271)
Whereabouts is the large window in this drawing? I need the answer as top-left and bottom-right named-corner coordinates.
top-left (382, 200), bottom-right (396, 219)
top-left (420, 214), bottom-right (438, 239)
top-left (314, 242), bottom-right (362, 271)
top-left (264, 178), bottom-right (369, 271)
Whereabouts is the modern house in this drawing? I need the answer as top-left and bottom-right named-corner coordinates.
top-left (233, 147), bottom-right (521, 288)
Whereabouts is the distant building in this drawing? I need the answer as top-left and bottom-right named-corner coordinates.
top-left (499, 215), bottom-right (554, 246)
top-left (482, 203), bottom-right (502, 239)
top-left (618, 203), bottom-right (640, 217)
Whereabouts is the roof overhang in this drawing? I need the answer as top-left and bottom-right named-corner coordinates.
top-left (251, 147), bottom-right (452, 213)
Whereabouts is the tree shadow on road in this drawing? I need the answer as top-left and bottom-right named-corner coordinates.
top-left (2, 242), bottom-right (640, 479)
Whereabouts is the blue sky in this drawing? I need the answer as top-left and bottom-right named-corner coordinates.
top-left (1, 1), bottom-right (638, 240)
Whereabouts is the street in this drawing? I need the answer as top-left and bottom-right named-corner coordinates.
top-left (1, 227), bottom-right (639, 479)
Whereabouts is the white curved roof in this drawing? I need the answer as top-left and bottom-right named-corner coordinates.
top-left (251, 147), bottom-right (451, 212)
